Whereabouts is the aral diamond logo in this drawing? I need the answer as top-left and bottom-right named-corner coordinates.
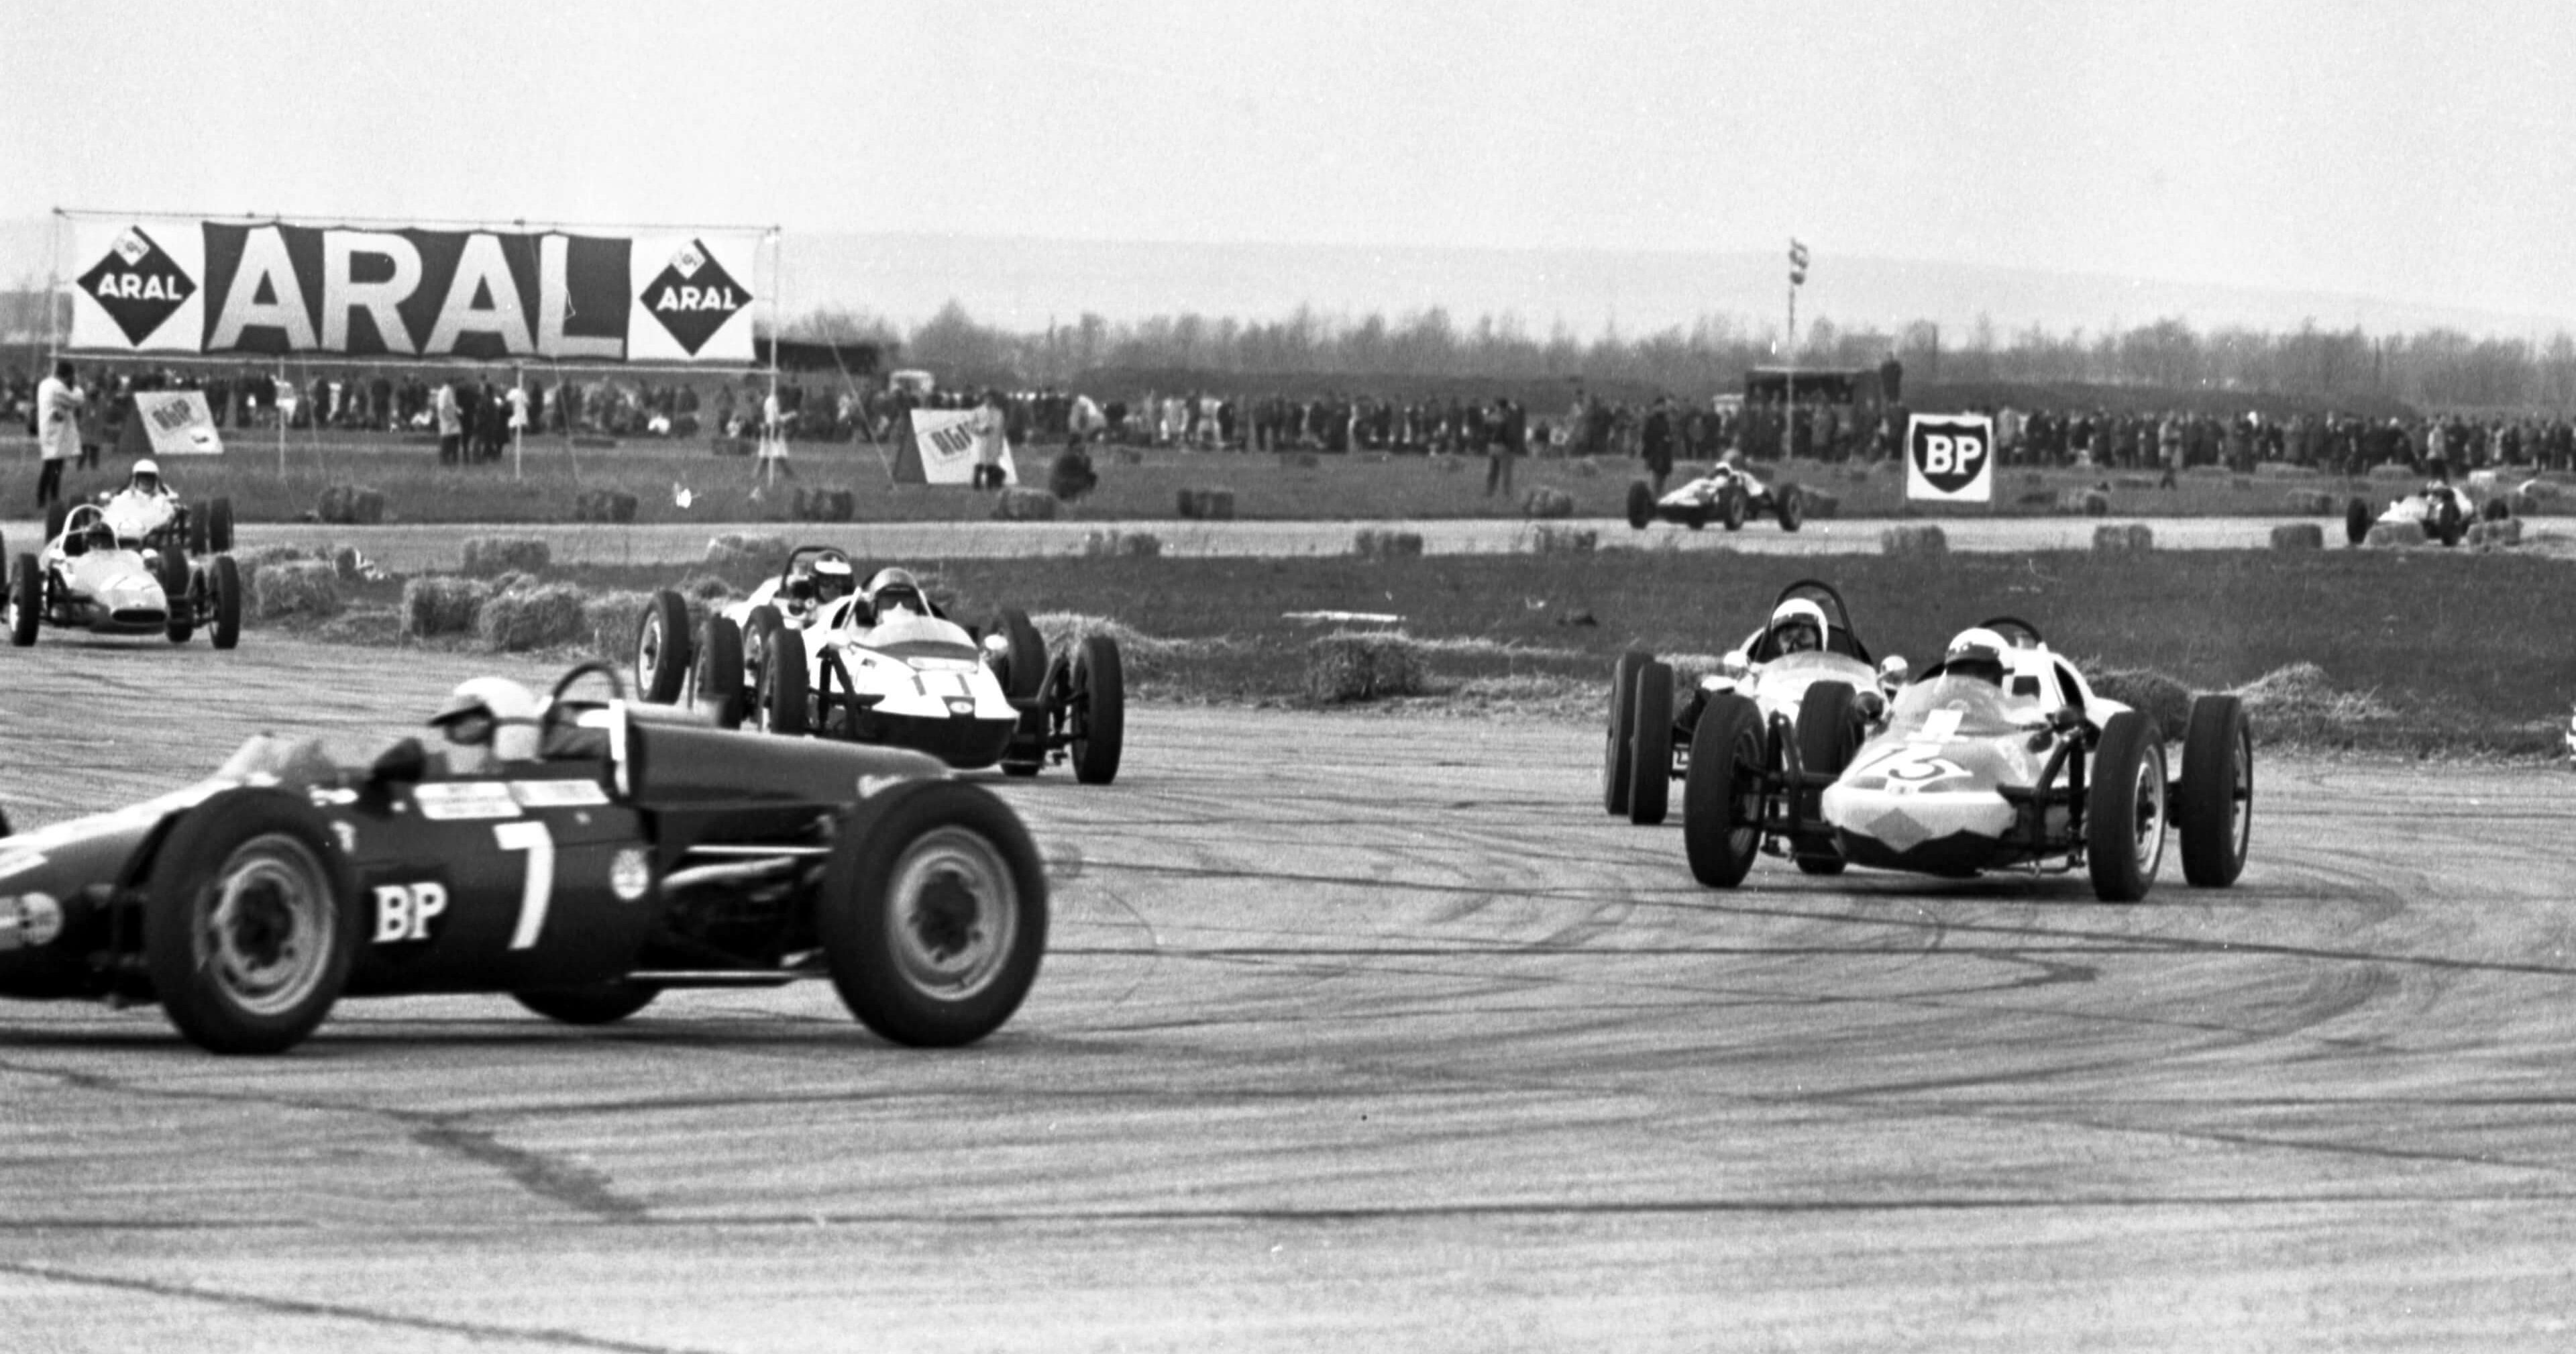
top-left (78, 225), bottom-right (196, 346)
top-left (640, 239), bottom-right (748, 356)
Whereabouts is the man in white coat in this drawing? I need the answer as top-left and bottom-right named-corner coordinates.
top-left (34, 360), bottom-right (83, 509)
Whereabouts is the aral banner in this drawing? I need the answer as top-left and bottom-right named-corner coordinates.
top-left (1904, 413), bottom-right (1995, 504)
top-left (62, 215), bottom-right (765, 365)
top-left (116, 390), bottom-right (224, 456)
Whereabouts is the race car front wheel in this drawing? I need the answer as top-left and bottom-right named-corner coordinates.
top-left (1602, 650), bottom-right (1649, 815)
top-left (820, 780), bottom-right (1049, 1047)
top-left (633, 590), bottom-right (692, 705)
top-left (2178, 694), bottom-right (2253, 888)
top-left (8, 554), bottom-right (38, 647)
top-left (144, 789), bottom-right (361, 1055)
top-left (210, 556), bottom-right (242, 650)
top-left (757, 627), bottom-right (811, 735)
top-left (2086, 711), bottom-right (2168, 904)
top-left (695, 617), bottom-right (747, 727)
top-left (1683, 693), bottom-right (1767, 888)
top-left (1627, 660), bottom-right (1674, 825)
top-left (1070, 634), bottom-right (1125, 784)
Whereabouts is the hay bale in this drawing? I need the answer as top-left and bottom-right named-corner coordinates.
top-left (994, 487), bottom-right (1059, 521)
top-left (2365, 521), bottom-right (2427, 548)
top-left (1083, 529), bottom-right (1165, 558)
top-left (2286, 490), bottom-right (2336, 515)
top-left (476, 582), bottom-right (588, 652)
top-left (2255, 462), bottom-right (2320, 477)
top-left (400, 576), bottom-right (490, 638)
top-left (1303, 630), bottom-right (1428, 703)
top-left (704, 532), bottom-right (789, 570)
top-left (2367, 462), bottom-right (2417, 481)
top-left (582, 590), bottom-right (653, 658)
top-left (2269, 523), bottom-right (2326, 551)
top-left (229, 543), bottom-right (315, 597)
top-left (1880, 524), bottom-right (1949, 558)
top-left (574, 488), bottom-right (641, 523)
top-left (2092, 523), bottom-right (2154, 553)
top-left (2087, 668), bottom-right (2194, 737)
top-left (1528, 525), bottom-right (1597, 554)
top-left (1178, 487), bottom-right (1238, 520)
top-left (315, 484), bottom-right (387, 525)
top-left (2521, 480), bottom-right (2562, 503)
top-left (461, 535), bottom-right (551, 576)
top-left (2468, 517), bottom-right (2524, 548)
top-left (1801, 490), bottom-right (1839, 519)
top-left (1352, 529), bottom-right (1425, 560)
top-left (2229, 476), bottom-right (2254, 492)
top-left (251, 560), bottom-right (342, 619)
top-left (1520, 486), bottom-right (1576, 519)
top-left (788, 487), bottom-right (855, 522)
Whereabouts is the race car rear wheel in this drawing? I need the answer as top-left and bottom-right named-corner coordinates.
top-left (9, 553), bottom-right (39, 647)
top-left (633, 590), bottom-right (692, 705)
top-left (209, 555), bottom-right (241, 650)
top-left (144, 789), bottom-right (361, 1055)
top-left (1791, 681), bottom-right (1858, 874)
top-left (188, 501), bottom-right (211, 556)
top-left (745, 604), bottom-right (785, 691)
top-left (2178, 694), bottom-right (2253, 888)
top-left (757, 626), bottom-right (810, 735)
top-left (1683, 693), bottom-right (1767, 888)
top-left (1070, 635), bottom-right (1125, 785)
top-left (513, 982), bottom-right (659, 1025)
top-left (2343, 497), bottom-right (2371, 546)
top-left (1625, 480), bottom-right (1654, 530)
top-left (993, 607), bottom-right (1046, 702)
top-left (1720, 488), bottom-right (1748, 531)
top-left (2086, 711), bottom-right (2167, 904)
top-left (208, 497), bottom-right (235, 554)
top-left (1602, 650), bottom-right (1649, 815)
top-left (1626, 660), bottom-right (1673, 825)
top-left (694, 617), bottom-right (747, 727)
top-left (820, 780), bottom-right (1049, 1047)
top-left (1776, 484), bottom-right (1805, 532)
top-left (162, 551), bottom-right (195, 643)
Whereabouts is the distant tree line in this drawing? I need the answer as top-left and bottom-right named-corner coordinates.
top-left (787, 299), bottom-right (2576, 413)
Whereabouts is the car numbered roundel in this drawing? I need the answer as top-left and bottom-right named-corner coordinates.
top-left (1854, 744), bottom-right (1970, 791)
top-left (1905, 413), bottom-right (1995, 503)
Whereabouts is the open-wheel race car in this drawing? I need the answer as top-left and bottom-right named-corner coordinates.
top-left (48, 462), bottom-right (237, 562)
top-left (1625, 460), bottom-right (1807, 532)
top-left (1605, 580), bottom-right (1907, 874)
top-left (1681, 617), bottom-right (2252, 902)
top-left (2345, 482), bottom-right (2510, 547)
top-left (7, 500), bottom-right (241, 648)
top-left (0, 660), bottom-right (1050, 1055)
top-left (631, 545), bottom-right (1125, 783)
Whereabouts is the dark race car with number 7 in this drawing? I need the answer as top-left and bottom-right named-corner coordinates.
top-left (0, 661), bottom-right (1049, 1055)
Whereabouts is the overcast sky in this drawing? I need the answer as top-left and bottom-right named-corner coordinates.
top-left (7, 0), bottom-right (2573, 329)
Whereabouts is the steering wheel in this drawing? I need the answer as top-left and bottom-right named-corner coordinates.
top-left (540, 660), bottom-right (630, 751)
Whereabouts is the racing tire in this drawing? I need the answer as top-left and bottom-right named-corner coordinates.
top-left (694, 617), bottom-right (747, 728)
top-left (2085, 711), bottom-right (2168, 904)
top-left (162, 551), bottom-right (195, 643)
top-left (44, 501), bottom-right (68, 549)
top-left (1682, 693), bottom-right (1767, 888)
top-left (994, 607), bottom-right (1046, 702)
top-left (2177, 694), bottom-right (2253, 888)
top-left (1070, 635), bottom-right (1125, 785)
top-left (1720, 488), bottom-right (1747, 532)
top-left (10, 553), bottom-right (41, 647)
top-left (818, 779), bottom-right (1050, 1047)
top-left (1776, 484), bottom-right (1805, 532)
top-left (2343, 497), bottom-right (2371, 546)
top-left (209, 556), bottom-right (241, 650)
top-left (2481, 496), bottom-right (2512, 522)
top-left (744, 604), bottom-right (785, 690)
top-left (142, 788), bottom-right (362, 1055)
top-left (1625, 480), bottom-right (1654, 530)
top-left (208, 497), bottom-right (235, 554)
top-left (632, 590), bottom-right (693, 705)
top-left (188, 501), bottom-right (211, 556)
top-left (1791, 681), bottom-right (1859, 874)
top-left (513, 982), bottom-right (660, 1026)
top-left (1627, 660), bottom-right (1673, 825)
top-left (757, 626), bottom-right (810, 735)
top-left (1602, 650), bottom-right (1649, 815)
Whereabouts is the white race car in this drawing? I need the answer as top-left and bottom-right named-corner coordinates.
top-left (7, 501), bottom-right (242, 648)
top-left (631, 546), bottom-right (1125, 782)
top-left (1605, 580), bottom-right (1907, 870)
top-left (1626, 460), bottom-right (1807, 532)
top-left (2345, 482), bottom-right (2508, 547)
top-left (48, 459), bottom-right (236, 558)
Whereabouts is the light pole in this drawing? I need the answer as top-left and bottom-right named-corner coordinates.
top-left (1785, 238), bottom-right (1809, 459)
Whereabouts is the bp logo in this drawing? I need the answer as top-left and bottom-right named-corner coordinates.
top-left (640, 238), bottom-right (750, 356)
top-left (1904, 414), bottom-right (1994, 502)
top-left (76, 226), bottom-right (197, 345)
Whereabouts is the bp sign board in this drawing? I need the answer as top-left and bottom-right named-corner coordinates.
top-left (1905, 413), bottom-right (1995, 503)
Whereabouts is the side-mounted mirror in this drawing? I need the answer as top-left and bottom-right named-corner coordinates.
top-left (1878, 655), bottom-right (1910, 689)
top-left (1720, 648), bottom-right (1752, 681)
top-left (369, 736), bottom-right (429, 787)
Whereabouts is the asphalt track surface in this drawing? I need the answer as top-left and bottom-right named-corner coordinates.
top-left (12, 513), bottom-right (2543, 572)
top-left (3, 638), bottom-right (2574, 1351)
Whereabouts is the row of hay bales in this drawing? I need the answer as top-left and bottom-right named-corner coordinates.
top-left (1083, 529), bottom-right (1165, 558)
top-left (231, 543), bottom-right (371, 619)
top-left (1177, 487), bottom-right (1238, 520)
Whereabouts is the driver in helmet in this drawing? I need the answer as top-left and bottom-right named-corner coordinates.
top-left (425, 677), bottom-right (541, 776)
top-left (121, 457), bottom-right (175, 503)
top-left (863, 567), bottom-right (928, 620)
top-left (1940, 627), bottom-right (2011, 688)
top-left (1766, 598), bottom-right (1828, 656)
top-left (785, 554), bottom-right (857, 617)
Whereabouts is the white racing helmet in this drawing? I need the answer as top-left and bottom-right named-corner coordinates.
top-left (1942, 627), bottom-right (2011, 686)
top-left (1767, 598), bottom-right (1829, 654)
top-left (865, 566), bottom-right (927, 617)
top-left (129, 458), bottom-right (162, 494)
top-left (429, 677), bottom-right (542, 763)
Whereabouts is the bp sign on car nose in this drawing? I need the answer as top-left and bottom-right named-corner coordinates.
top-left (1905, 413), bottom-right (1995, 503)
